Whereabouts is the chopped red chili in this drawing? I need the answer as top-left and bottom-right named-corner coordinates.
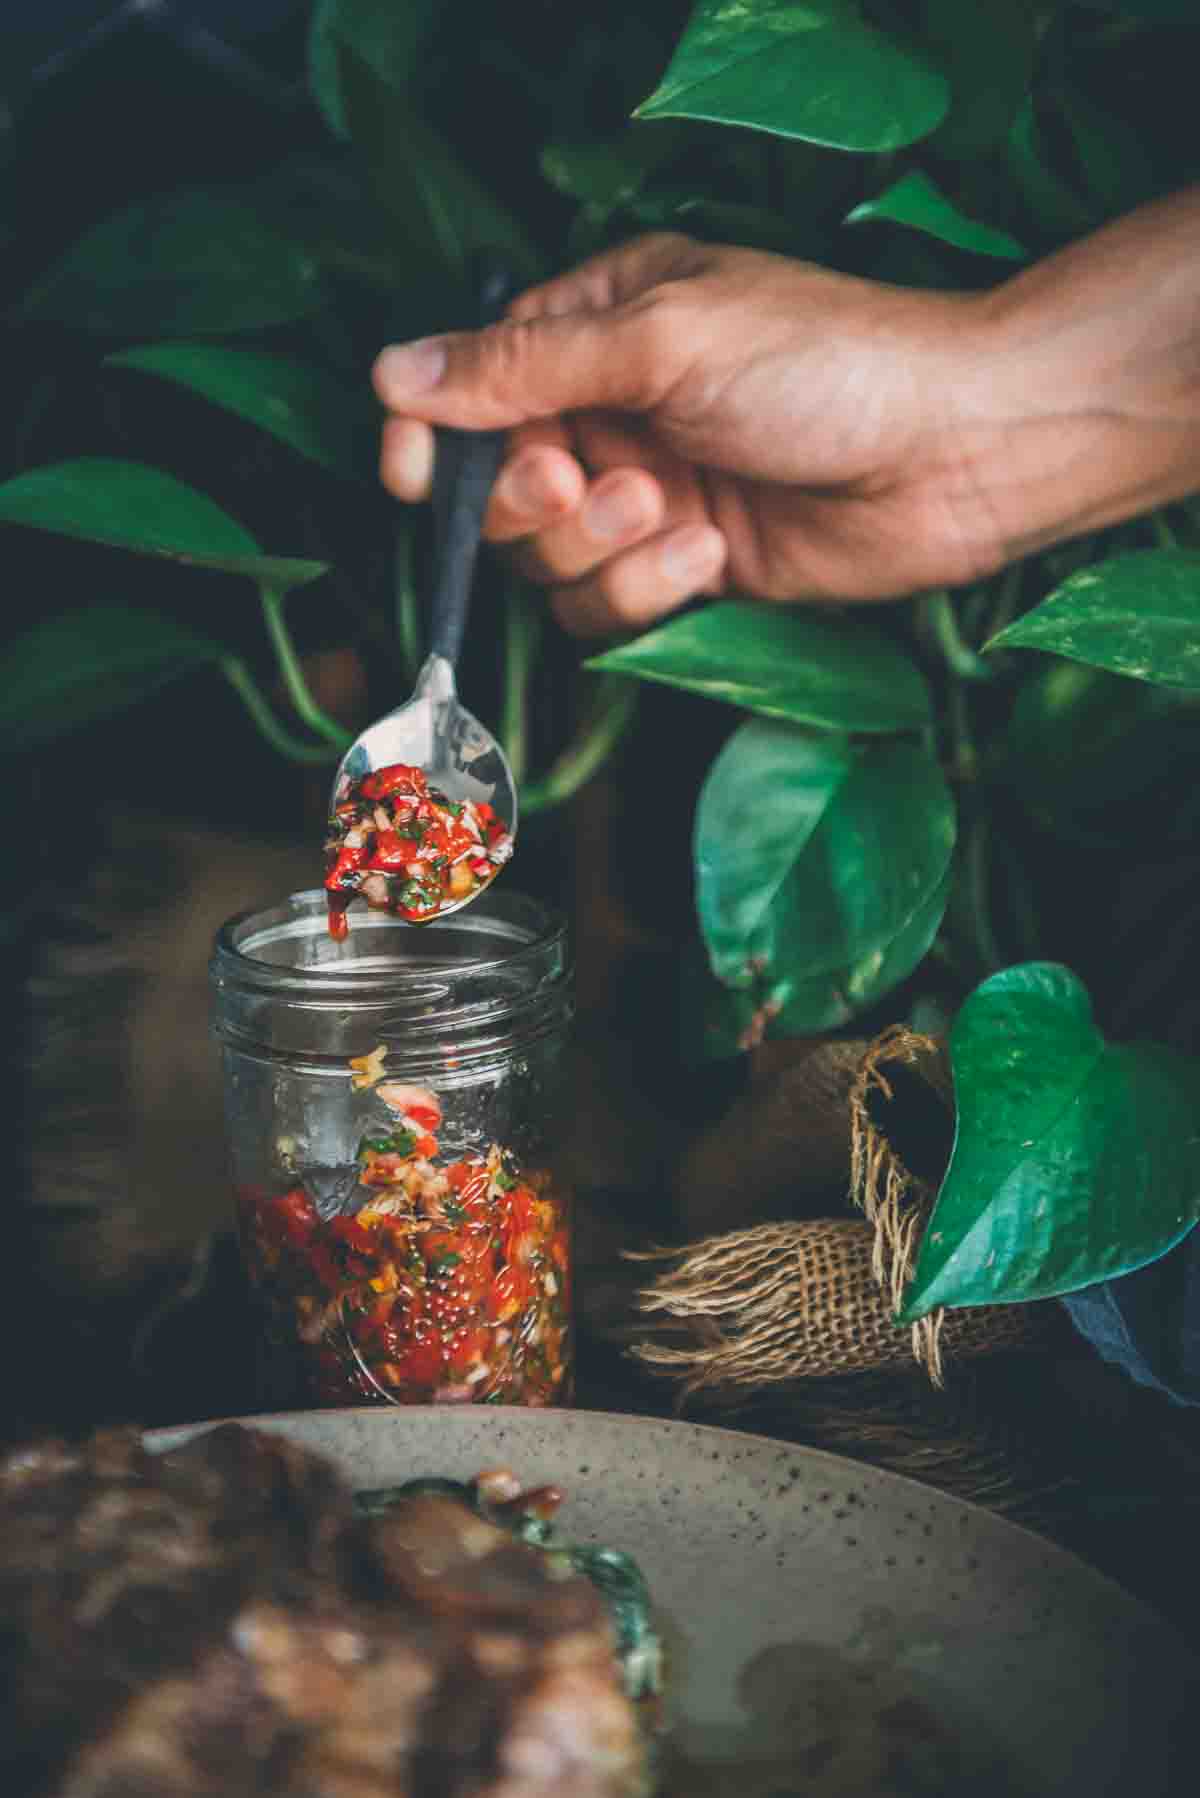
top-left (238, 1107), bottom-right (570, 1408)
top-left (324, 762), bottom-right (512, 937)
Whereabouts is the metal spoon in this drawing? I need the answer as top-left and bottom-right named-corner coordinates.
top-left (328, 257), bottom-right (518, 920)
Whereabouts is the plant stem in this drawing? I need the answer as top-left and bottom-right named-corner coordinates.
top-left (520, 675), bottom-right (638, 814)
top-left (921, 589), bottom-right (995, 681)
top-left (500, 575), bottom-right (542, 788)
top-left (259, 583), bottom-right (353, 749)
top-left (221, 657), bottom-right (341, 763)
top-left (946, 676), bottom-right (977, 784)
top-left (984, 561), bottom-right (1024, 640)
top-left (394, 526), bottom-right (422, 682)
top-left (964, 812), bottom-right (1003, 975)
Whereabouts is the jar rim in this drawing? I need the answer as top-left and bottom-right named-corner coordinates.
top-left (210, 887), bottom-right (568, 999)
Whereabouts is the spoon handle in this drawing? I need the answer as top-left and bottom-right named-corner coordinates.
top-left (428, 255), bottom-right (518, 669)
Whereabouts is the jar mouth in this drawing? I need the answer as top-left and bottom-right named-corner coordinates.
top-left (213, 887), bottom-right (565, 990)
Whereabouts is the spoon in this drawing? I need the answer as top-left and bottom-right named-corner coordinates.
top-left (328, 256), bottom-right (519, 920)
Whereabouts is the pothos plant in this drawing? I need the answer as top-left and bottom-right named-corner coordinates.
top-left (2, 0), bottom-right (1200, 1326)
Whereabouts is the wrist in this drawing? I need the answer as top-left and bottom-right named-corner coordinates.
top-left (935, 195), bottom-right (1200, 567)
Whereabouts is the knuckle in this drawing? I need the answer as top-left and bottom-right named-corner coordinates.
top-left (477, 320), bottom-right (539, 401)
top-left (622, 292), bottom-right (690, 401)
top-left (631, 229), bottom-right (693, 258)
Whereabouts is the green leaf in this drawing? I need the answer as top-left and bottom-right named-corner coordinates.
top-left (308, 0), bottom-right (440, 140)
top-left (986, 550), bottom-right (1200, 690)
top-left (846, 170), bottom-right (1025, 261)
top-left (677, 943), bottom-right (766, 1063)
top-left (105, 345), bottom-right (375, 480)
top-left (1085, 0), bottom-right (1197, 16)
top-left (1053, 80), bottom-right (1160, 223)
top-left (0, 460), bottom-right (328, 587)
top-left (0, 605), bottom-right (226, 752)
top-left (586, 601), bottom-right (931, 733)
top-left (245, 154), bottom-right (409, 297)
top-left (846, 169), bottom-right (1025, 262)
top-left (624, 192), bottom-right (829, 260)
top-left (20, 188), bottom-right (324, 336)
top-left (328, 33), bottom-right (541, 287)
top-left (1001, 659), bottom-right (1200, 850)
top-left (695, 723), bottom-right (956, 1032)
top-left (920, 0), bottom-right (1035, 158)
top-left (540, 123), bottom-right (690, 207)
top-left (636, 0), bottom-right (948, 152)
top-left (1005, 95), bottom-right (1094, 245)
top-left (902, 963), bottom-right (1200, 1317)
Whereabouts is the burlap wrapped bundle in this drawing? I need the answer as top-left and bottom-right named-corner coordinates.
top-left (622, 1026), bottom-right (1054, 1395)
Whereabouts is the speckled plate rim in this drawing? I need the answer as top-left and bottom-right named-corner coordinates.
top-left (142, 1401), bottom-right (1176, 1618)
top-left (145, 1405), bottom-right (1199, 1797)
top-left (144, 1402), bottom-right (1192, 1640)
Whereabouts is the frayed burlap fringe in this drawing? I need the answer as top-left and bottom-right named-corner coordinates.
top-left (629, 1219), bottom-right (1048, 1398)
top-left (629, 1024), bottom-right (1051, 1397)
top-left (848, 1025), bottom-right (953, 1382)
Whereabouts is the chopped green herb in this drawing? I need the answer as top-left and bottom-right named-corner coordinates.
top-left (442, 1197), bottom-right (468, 1224)
top-left (398, 818), bottom-right (425, 842)
top-left (429, 1250), bottom-right (461, 1277)
top-left (399, 879), bottom-right (438, 910)
top-left (357, 1129), bottom-right (417, 1159)
top-left (492, 1168), bottom-right (517, 1192)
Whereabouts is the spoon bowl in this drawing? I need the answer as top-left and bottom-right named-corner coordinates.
top-left (329, 259), bottom-right (518, 926)
top-left (329, 652), bottom-right (517, 924)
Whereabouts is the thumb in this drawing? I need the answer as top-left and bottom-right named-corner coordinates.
top-left (371, 302), bottom-right (676, 428)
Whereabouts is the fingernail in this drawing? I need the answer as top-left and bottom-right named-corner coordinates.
top-left (498, 454), bottom-right (560, 516)
top-left (584, 481), bottom-right (650, 543)
top-left (375, 338), bottom-right (447, 397)
top-left (661, 525), bottom-right (724, 586)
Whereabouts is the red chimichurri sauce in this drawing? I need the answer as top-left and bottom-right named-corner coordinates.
top-left (325, 762), bottom-right (511, 939)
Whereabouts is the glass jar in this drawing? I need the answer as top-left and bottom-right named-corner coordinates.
top-left (210, 888), bottom-right (573, 1411)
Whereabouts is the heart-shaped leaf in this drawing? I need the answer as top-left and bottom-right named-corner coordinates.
top-left (0, 605), bottom-right (227, 752)
top-left (20, 188), bottom-right (324, 336)
top-left (1002, 659), bottom-right (1200, 849)
top-left (105, 345), bottom-right (375, 480)
top-left (586, 602), bottom-right (931, 733)
top-left (0, 460), bottom-right (328, 587)
top-left (695, 722), bottom-right (956, 1032)
top-left (987, 550), bottom-right (1200, 690)
top-left (636, 0), bottom-right (948, 152)
top-left (846, 171), bottom-right (1026, 261)
top-left (902, 963), bottom-right (1200, 1318)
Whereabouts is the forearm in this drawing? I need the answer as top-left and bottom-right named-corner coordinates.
top-left (948, 186), bottom-right (1200, 563)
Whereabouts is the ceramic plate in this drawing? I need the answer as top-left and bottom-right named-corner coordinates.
top-left (149, 1407), bottom-right (1197, 1796)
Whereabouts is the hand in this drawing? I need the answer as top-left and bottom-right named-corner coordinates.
top-left (373, 199), bottom-right (1200, 636)
top-left (372, 234), bottom-right (993, 635)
